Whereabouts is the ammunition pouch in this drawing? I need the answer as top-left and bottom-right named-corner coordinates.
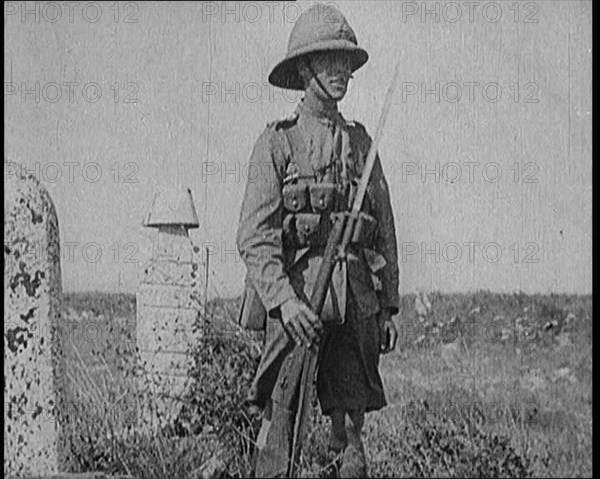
top-left (283, 181), bottom-right (344, 213)
top-left (283, 213), bottom-right (328, 249)
top-left (309, 183), bottom-right (339, 212)
top-left (284, 210), bottom-right (378, 250)
top-left (283, 183), bottom-right (308, 212)
top-left (283, 181), bottom-right (346, 249)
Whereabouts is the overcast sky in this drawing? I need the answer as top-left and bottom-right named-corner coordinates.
top-left (5, 1), bottom-right (592, 297)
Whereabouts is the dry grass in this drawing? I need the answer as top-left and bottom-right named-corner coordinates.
top-left (61, 291), bottom-right (592, 478)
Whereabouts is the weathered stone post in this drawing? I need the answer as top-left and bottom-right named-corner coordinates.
top-left (4, 164), bottom-right (68, 476)
top-left (136, 187), bottom-right (204, 431)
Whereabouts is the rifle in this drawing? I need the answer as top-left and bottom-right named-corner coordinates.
top-left (287, 62), bottom-right (401, 477)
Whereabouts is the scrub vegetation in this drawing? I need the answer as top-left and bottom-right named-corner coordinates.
top-left (61, 290), bottom-right (592, 478)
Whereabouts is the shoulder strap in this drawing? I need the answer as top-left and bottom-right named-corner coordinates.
top-left (282, 124), bottom-right (315, 179)
top-left (283, 125), bottom-right (306, 164)
top-left (266, 113), bottom-right (299, 177)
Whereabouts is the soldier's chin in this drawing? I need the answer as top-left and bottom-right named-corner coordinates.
top-left (328, 84), bottom-right (348, 101)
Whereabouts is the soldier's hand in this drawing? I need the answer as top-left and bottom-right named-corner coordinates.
top-left (280, 297), bottom-right (323, 348)
top-left (378, 309), bottom-right (398, 354)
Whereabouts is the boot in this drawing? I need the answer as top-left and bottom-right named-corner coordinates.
top-left (329, 409), bottom-right (348, 453)
top-left (338, 410), bottom-right (367, 478)
top-left (339, 443), bottom-right (367, 478)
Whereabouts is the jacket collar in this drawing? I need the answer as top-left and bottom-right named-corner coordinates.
top-left (295, 96), bottom-right (346, 128)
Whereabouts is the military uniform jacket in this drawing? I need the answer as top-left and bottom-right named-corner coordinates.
top-left (236, 98), bottom-right (399, 327)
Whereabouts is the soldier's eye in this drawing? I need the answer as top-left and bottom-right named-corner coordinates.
top-left (334, 56), bottom-right (352, 72)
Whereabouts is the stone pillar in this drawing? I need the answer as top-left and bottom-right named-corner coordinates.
top-left (4, 166), bottom-right (68, 476)
top-left (136, 188), bottom-right (204, 431)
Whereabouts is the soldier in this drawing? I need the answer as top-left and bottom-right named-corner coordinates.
top-left (236, 3), bottom-right (400, 477)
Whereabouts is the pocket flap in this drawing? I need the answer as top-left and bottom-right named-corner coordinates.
top-left (283, 184), bottom-right (308, 212)
top-left (309, 183), bottom-right (338, 212)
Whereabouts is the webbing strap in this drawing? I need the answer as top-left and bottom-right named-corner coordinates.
top-left (282, 125), bottom-right (309, 177)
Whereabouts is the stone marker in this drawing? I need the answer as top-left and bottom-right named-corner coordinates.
top-left (136, 187), bottom-right (204, 431)
top-left (4, 164), bottom-right (68, 476)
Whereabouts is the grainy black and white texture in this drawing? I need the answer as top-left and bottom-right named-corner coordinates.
top-left (4, 1), bottom-right (592, 478)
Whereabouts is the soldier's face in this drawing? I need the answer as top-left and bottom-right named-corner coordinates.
top-left (306, 51), bottom-right (353, 101)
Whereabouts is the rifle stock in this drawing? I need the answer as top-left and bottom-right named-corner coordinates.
top-left (287, 212), bottom-right (346, 477)
top-left (309, 213), bottom-right (349, 313)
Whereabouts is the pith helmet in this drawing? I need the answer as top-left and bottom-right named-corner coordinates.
top-left (268, 3), bottom-right (369, 90)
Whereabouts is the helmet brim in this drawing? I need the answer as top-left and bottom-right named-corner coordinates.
top-left (268, 40), bottom-right (369, 91)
